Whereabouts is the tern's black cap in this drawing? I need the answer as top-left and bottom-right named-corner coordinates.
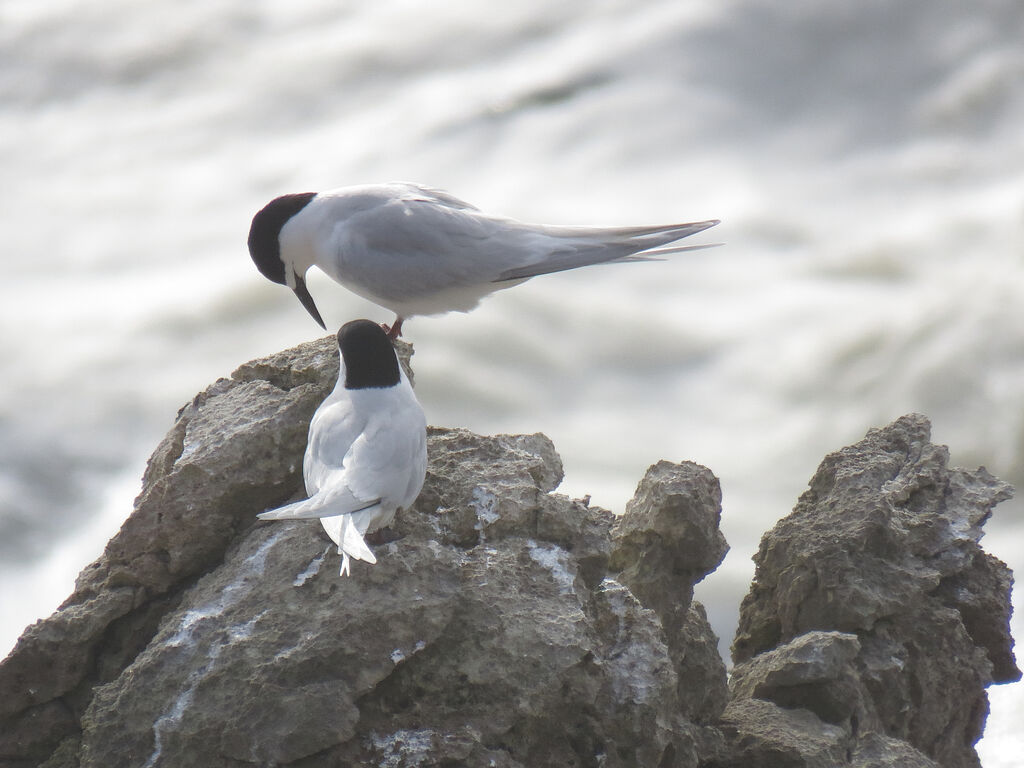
top-left (338, 320), bottom-right (400, 389)
top-left (247, 192), bottom-right (317, 284)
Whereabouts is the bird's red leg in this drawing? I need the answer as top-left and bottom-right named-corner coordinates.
top-left (382, 316), bottom-right (404, 339)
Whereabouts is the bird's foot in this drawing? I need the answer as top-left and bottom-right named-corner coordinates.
top-left (382, 317), bottom-right (404, 339)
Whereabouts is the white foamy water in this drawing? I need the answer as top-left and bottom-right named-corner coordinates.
top-left (2, 0), bottom-right (1021, 761)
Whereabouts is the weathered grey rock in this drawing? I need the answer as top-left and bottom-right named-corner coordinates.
top-left (712, 698), bottom-right (849, 768)
top-left (74, 448), bottom-right (691, 767)
top-left (729, 631), bottom-right (865, 726)
top-left (675, 601), bottom-right (730, 724)
top-left (1, 333), bottom-right (1017, 768)
top-left (0, 334), bottom-right (408, 767)
top-left (611, 461), bottom-right (728, 616)
top-left (850, 733), bottom-right (940, 768)
top-left (731, 414), bottom-right (1020, 768)
top-left (610, 460), bottom-right (730, 724)
top-left (0, 336), bottom-right (725, 768)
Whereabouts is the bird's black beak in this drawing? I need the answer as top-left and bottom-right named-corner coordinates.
top-left (292, 274), bottom-right (326, 330)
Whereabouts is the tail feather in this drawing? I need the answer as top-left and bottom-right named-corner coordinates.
top-left (613, 241), bottom-right (724, 261)
top-left (598, 219), bottom-right (720, 245)
top-left (321, 514), bottom-right (377, 577)
top-left (495, 219), bottom-right (720, 282)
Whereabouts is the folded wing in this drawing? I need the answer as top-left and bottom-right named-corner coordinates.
top-left (257, 483), bottom-right (381, 521)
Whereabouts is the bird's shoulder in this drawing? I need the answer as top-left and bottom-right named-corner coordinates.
top-left (312, 385), bottom-right (419, 446)
top-left (308, 393), bottom-right (363, 450)
top-left (316, 182), bottom-right (477, 216)
top-left (328, 186), bottom-right (534, 266)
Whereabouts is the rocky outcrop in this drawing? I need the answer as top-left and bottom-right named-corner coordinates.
top-left (74, 428), bottom-right (712, 768)
top-left (0, 334), bottom-right (344, 768)
top-left (727, 414), bottom-right (1020, 768)
top-left (0, 339), bottom-right (1017, 768)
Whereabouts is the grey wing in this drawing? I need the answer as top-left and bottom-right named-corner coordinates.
top-left (334, 194), bottom-right (556, 298)
top-left (303, 397), bottom-right (365, 483)
top-left (257, 484), bottom-right (381, 520)
top-left (342, 392), bottom-right (428, 509)
top-left (336, 185), bottom-right (719, 300)
top-left (263, 396), bottom-right (383, 520)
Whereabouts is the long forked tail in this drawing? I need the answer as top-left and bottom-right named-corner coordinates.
top-left (322, 514), bottom-right (377, 576)
top-left (614, 240), bottom-right (723, 260)
top-left (494, 219), bottom-right (721, 282)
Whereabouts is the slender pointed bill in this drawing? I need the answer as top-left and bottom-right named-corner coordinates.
top-left (292, 273), bottom-right (326, 329)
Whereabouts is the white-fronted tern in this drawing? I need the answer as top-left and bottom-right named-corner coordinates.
top-left (258, 319), bottom-right (427, 576)
top-left (248, 182), bottom-right (719, 337)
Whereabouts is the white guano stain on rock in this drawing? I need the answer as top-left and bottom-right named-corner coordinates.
top-left (369, 728), bottom-right (435, 768)
top-left (146, 530), bottom-right (284, 766)
top-left (597, 578), bottom-right (665, 706)
top-left (391, 639), bottom-right (428, 666)
top-left (293, 545), bottom-right (330, 587)
top-left (471, 486), bottom-right (500, 533)
top-left (527, 540), bottom-right (576, 594)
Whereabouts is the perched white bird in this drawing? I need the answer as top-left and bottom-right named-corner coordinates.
top-left (258, 319), bottom-right (428, 576)
top-left (248, 182), bottom-right (720, 337)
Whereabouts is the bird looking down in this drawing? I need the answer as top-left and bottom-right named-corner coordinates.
top-left (248, 182), bottom-right (720, 338)
top-left (257, 319), bottom-right (427, 576)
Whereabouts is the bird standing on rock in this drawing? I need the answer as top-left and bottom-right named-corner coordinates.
top-left (248, 182), bottom-right (720, 337)
top-left (257, 319), bottom-right (427, 576)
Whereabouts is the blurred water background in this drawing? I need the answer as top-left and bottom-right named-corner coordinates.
top-left (1, 0), bottom-right (1022, 762)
